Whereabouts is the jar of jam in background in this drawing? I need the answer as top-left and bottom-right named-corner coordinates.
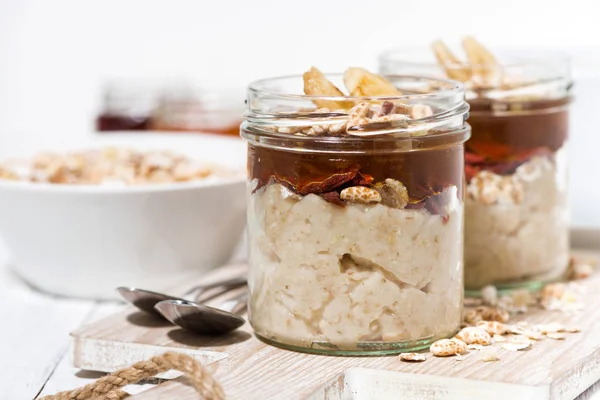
top-left (241, 72), bottom-right (470, 354)
top-left (380, 47), bottom-right (572, 293)
top-left (149, 86), bottom-right (244, 136)
top-left (95, 80), bottom-right (157, 132)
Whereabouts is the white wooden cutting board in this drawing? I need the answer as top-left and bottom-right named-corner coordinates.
top-left (69, 233), bottom-right (600, 400)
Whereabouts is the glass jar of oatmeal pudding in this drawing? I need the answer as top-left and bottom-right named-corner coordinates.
top-left (241, 67), bottom-right (470, 354)
top-left (380, 39), bottom-right (572, 293)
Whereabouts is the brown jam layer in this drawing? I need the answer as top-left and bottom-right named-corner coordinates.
top-left (465, 97), bottom-right (569, 182)
top-left (248, 140), bottom-right (464, 216)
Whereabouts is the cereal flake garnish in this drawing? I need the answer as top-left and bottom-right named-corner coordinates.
top-left (540, 282), bottom-right (585, 312)
top-left (398, 352), bottom-right (427, 362)
top-left (463, 306), bottom-right (510, 325)
top-left (501, 335), bottom-right (532, 351)
top-left (455, 327), bottom-right (492, 346)
top-left (546, 332), bottom-right (567, 340)
top-left (467, 171), bottom-right (524, 205)
top-left (476, 320), bottom-right (507, 336)
top-left (340, 186), bottom-right (382, 204)
top-left (430, 338), bottom-right (467, 357)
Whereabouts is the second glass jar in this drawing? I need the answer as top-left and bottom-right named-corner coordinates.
top-left (241, 74), bottom-right (470, 354)
top-left (380, 49), bottom-right (572, 293)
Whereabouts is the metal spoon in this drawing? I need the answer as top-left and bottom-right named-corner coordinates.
top-left (154, 292), bottom-right (247, 335)
top-left (116, 276), bottom-right (247, 317)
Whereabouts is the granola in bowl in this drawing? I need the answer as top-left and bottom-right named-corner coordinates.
top-left (242, 67), bottom-right (470, 354)
top-left (0, 147), bottom-right (237, 187)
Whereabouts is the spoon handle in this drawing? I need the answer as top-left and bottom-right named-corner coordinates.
top-left (184, 276), bottom-right (247, 302)
top-left (220, 292), bottom-right (248, 315)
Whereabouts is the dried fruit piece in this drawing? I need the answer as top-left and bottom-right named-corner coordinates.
top-left (381, 101), bottom-right (396, 115)
top-left (430, 338), bottom-right (467, 357)
top-left (344, 67), bottom-right (402, 97)
top-left (455, 327), bottom-right (492, 345)
top-left (399, 352), bottom-right (426, 362)
top-left (476, 321), bottom-right (507, 335)
top-left (296, 170), bottom-right (358, 196)
top-left (347, 172), bottom-right (374, 187)
top-left (303, 67), bottom-right (352, 110)
top-left (431, 40), bottom-right (471, 82)
top-left (318, 191), bottom-right (345, 206)
top-left (340, 186), bottom-right (382, 204)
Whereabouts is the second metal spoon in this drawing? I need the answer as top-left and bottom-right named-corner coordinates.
top-left (116, 276), bottom-right (247, 317)
top-left (154, 292), bottom-right (247, 335)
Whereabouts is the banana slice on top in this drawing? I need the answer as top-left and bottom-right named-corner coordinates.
top-left (431, 40), bottom-right (471, 82)
top-left (462, 36), bottom-right (501, 85)
top-left (303, 67), bottom-right (353, 110)
top-left (343, 67), bottom-right (402, 97)
top-left (462, 36), bottom-right (497, 67)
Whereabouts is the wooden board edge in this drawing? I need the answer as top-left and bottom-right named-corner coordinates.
top-left (550, 347), bottom-right (600, 400)
top-left (571, 228), bottom-right (600, 250)
top-left (69, 335), bottom-right (229, 378)
top-left (308, 367), bottom-right (551, 400)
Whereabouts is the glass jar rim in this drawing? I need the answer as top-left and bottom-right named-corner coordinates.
top-left (243, 73), bottom-right (470, 151)
top-left (247, 73), bottom-right (465, 103)
top-left (379, 47), bottom-right (571, 72)
top-left (241, 121), bottom-right (471, 154)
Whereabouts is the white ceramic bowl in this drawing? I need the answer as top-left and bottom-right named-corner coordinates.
top-left (0, 133), bottom-right (247, 299)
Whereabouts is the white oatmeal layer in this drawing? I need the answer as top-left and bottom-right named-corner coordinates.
top-left (247, 182), bottom-right (463, 350)
top-left (465, 148), bottom-right (569, 289)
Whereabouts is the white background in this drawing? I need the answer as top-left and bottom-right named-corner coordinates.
top-left (0, 0), bottom-right (599, 226)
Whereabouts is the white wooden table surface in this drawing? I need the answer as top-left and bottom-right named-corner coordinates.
top-left (2, 244), bottom-right (600, 400)
top-left (0, 239), bottom-right (247, 400)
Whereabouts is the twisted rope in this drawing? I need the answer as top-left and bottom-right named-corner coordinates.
top-left (40, 351), bottom-right (225, 400)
